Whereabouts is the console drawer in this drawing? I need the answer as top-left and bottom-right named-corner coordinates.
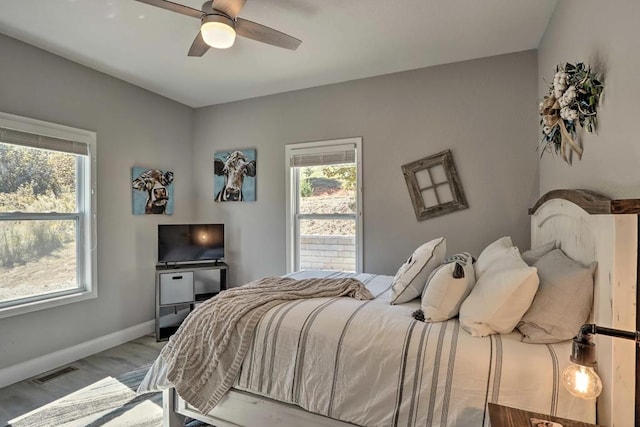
top-left (159, 271), bottom-right (194, 304)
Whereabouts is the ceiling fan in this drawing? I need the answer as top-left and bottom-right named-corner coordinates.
top-left (135, 0), bottom-right (302, 56)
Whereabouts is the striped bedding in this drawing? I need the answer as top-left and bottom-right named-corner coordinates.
top-left (141, 270), bottom-right (595, 426)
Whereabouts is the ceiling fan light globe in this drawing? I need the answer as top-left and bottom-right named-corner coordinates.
top-left (201, 16), bottom-right (236, 49)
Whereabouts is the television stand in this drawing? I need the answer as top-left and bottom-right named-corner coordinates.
top-left (155, 261), bottom-right (228, 341)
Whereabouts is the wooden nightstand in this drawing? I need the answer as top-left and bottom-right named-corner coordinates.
top-left (488, 403), bottom-right (601, 427)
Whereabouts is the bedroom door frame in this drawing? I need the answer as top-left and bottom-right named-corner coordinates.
top-left (285, 137), bottom-right (363, 274)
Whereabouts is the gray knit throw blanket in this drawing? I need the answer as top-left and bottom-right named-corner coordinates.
top-left (161, 276), bottom-right (374, 413)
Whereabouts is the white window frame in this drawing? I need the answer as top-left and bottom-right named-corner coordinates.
top-left (285, 137), bottom-right (363, 273)
top-left (0, 112), bottom-right (97, 319)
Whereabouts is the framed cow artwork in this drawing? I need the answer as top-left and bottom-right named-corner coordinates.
top-left (214, 149), bottom-right (256, 202)
top-left (131, 167), bottom-right (174, 215)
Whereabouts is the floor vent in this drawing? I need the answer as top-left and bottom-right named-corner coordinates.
top-left (31, 366), bottom-right (78, 384)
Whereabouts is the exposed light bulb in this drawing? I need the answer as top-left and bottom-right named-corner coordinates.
top-left (562, 364), bottom-right (602, 399)
top-left (201, 15), bottom-right (236, 49)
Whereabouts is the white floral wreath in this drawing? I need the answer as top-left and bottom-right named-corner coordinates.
top-left (539, 62), bottom-right (604, 164)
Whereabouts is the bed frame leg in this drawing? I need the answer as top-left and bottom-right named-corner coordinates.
top-left (163, 388), bottom-right (185, 427)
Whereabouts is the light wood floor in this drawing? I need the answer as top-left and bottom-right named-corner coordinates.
top-left (0, 334), bottom-right (165, 426)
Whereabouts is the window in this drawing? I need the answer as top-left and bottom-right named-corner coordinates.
top-left (0, 112), bottom-right (96, 318)
top-left (285, 138), bottom-right (362, 273)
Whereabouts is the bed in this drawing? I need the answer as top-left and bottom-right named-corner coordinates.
top-left (139, 189), bottom-right (639, 427)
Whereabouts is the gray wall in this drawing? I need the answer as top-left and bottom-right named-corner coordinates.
top-left (538, 0), bottom-right (640, 197)
top-left (193, 50), bottom-right (540, 285)
top-left (0, 34), bottom-right (194, 369)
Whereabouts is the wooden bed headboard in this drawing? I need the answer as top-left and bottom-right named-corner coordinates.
top-left (530, 189), bottom-right (639, 427)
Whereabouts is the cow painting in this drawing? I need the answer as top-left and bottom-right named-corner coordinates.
top-left (132, 168), bottom-right (174, 214)
top-left (214, 150), bottom-right (256, 202)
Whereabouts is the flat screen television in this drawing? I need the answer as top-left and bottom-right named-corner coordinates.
top-left (158, 224), bottom-right (224, 264)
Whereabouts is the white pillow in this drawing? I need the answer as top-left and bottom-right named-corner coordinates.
top-left (474, 236), bottom-right (513, 278)
top-left (459, 247), bottom-right (539, 337)
top-left (390, 237), bottom-right (446, 304)
top-left (421, 252), bottom-right (476, 322)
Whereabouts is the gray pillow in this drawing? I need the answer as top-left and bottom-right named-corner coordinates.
top-left (521, 241), bottom-right (556, 266)
top-left (517, 248), bottom-right (596, 343)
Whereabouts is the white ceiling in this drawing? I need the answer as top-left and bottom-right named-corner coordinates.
top-left (0, 0), bottom-right (557, 108)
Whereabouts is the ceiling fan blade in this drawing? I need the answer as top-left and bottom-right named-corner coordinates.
top-left (235, 18), bottom-right (301, 50)
top-left (211, 0), bottom-right (246, 18)
top-left (188, 32), bottom-right (210, 57)
top-left (134, 0), bottom-right (203, 19)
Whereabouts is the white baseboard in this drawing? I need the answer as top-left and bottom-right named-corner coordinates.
top-left (0, 320), bottom-right (155, 389)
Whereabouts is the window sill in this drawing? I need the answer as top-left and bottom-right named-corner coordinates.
top-left (0, 289), bottom-right (97, 319)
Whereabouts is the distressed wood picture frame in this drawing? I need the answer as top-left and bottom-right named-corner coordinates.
top-left (401, 149), bottom-right (468, 221)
